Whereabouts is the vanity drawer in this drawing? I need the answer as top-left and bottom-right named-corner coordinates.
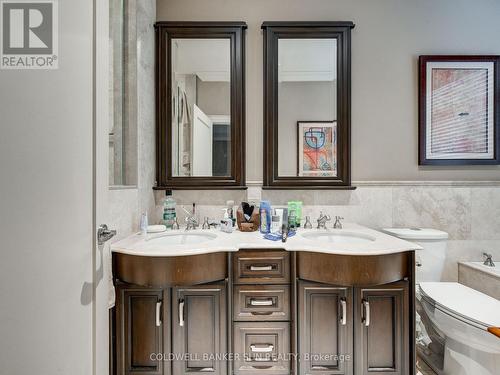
top-left (233, 322), bottom-right (290, 375)
top-left (233, 250), bottom-right (290, 284)
top-left (233, 285), bottom-right (290, 321)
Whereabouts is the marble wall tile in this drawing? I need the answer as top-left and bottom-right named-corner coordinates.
top-left (261, 190), bottom-right (318, 206)
top-left (458, 263), bottom-right (500, 300)
top-left (441, 240), bottom-right (500, 281)
top-left (260, 188), bottom-right (391, 229)
top-left (137, 0), bottom-right (156, 220)
top-left (349, 187), bottom-right (393, 229)
top-left (392, 187), bottom-right (471, 240)
top-left (108, 188), bottom-right (139, 240)
top-left (471, 187), bottom-right (500, 240)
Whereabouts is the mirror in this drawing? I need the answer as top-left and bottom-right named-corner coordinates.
top-left (155, 22), bottom-right (246, 189)
top-left (278, 38), bottom-right (337, 177)
top-left (263, 22), bottom-right (355, 189)
top-left (171, 38), bottom-right (231, 177)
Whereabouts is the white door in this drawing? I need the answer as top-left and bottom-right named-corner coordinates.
top-left (0, 1), bottom-right (94, 375)
top-left (95, 1), bottom-right (112, 375)
top-left (192, 104), bottom-right (213, 176)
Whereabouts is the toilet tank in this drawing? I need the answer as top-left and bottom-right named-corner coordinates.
top-left (383, 228), bottom-right (449, 282)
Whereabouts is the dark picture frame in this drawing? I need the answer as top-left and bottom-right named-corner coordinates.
top-left (419, 55), bottom-right (500, 165)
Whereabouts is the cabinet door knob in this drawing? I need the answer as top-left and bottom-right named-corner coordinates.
top-left (362, 300), bottom-right (370, 327)
top-left (155, 301), bottom-right (162, 327)
top-left (340, 298), bottom-right (347, 325)
top-left (179, 299), bottom-right (185, 327)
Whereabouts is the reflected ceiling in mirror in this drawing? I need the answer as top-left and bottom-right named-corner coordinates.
top-left (277, 38), bottom-right (337, 177)
top-left (171, 38), bottom-right (232, 177)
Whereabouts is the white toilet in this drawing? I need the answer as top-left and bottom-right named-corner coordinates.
top-left (384, 228), bottom-right (500, 375)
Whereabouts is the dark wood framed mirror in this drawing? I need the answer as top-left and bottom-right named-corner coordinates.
top-left (155, 22), bottom-right (247, 190)
top-left (262, 22), bottom-right (355, 189)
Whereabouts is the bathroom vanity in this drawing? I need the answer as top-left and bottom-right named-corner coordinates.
top-left (111, 226), bottom-right (419, 375)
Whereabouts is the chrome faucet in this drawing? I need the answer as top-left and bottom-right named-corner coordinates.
top-left (185, 216), bottom-right (199, 230)
top-left (316, 212), bottom-right (331, 229)
top-left (333, 216), bottom-right (344, 229)
top-left (483, 252), bottom-right (495, 267)
top-left (182, 206), bottom-right (199, 231)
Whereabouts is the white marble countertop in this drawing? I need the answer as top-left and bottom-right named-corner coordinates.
top-left (111, 223), bottom-right (421, 257)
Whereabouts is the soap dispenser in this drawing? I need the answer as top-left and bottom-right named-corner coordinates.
top-left (220, 208), bottom-right (233, 233)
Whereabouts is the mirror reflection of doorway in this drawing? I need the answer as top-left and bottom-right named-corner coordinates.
top-left (211, 115), bottom-right (231, 177)
top-left (171, 38), bottom-right (232, 177)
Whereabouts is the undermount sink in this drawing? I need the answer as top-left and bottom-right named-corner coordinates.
top-left (146, 232), bottom-right (217, 245)
top-left (301, 230), bottom-right (376, 244)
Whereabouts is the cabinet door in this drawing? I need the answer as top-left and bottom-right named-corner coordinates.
top-left (172, 283), bottom-right (227, 375)
top-left (298, 282), bottom-right (353, 375)
top-left (116, 285), bottom-right (168, 375)
top-left (354, 281), bottom-right (409, 375)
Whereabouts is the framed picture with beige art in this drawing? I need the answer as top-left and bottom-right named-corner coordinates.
top-left (419, 55), bottom-right (500, 165)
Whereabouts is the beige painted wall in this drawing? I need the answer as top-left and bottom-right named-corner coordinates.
top-left (157, 0), bottom-right (500, 181)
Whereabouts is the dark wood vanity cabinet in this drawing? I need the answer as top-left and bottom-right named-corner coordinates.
top-left (298, 282), bottom-right (352, 375)
top-left (297, 281), bottom-right (409, 375)
top-left (172, 283), bottom-right (227, 375)
top-left (354, 282), bottom-right (409, 375)
top-left (115, 285), bottom-right (169, 375)
top-left (115, 282), bottom-right (227, 375)
top-left (113, 250), bottom-right (414, 375)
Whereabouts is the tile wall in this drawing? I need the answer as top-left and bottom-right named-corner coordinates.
top-left (152, 183), bottom-right (500, 282)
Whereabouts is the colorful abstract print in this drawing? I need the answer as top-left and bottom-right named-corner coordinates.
top-left (299, 122), bottom-right (337, 177)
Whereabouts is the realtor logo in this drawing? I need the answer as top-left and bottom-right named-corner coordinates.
top-left (1, 0), bottom-right (58, 69)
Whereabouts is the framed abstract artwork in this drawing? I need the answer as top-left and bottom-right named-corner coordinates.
top-left (297, 121), bottom-right (337, 177)
top-left (419, 55), bottom-right (500, 165)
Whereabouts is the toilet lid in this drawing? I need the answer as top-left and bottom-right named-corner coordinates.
top-left (419, 282), bottom-right (500, 329)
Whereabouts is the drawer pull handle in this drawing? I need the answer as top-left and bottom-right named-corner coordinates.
top-left (340, 298), bottom-right (347, 326)
top-left (251, 311), bottom-right (273, 316)
top-left (250, 344), bottom-right (274, 353)
top-left (179, 299), bottom-right (185, 327)
top-left (362, 300), bottom-right (370, 327)
top-left (250, 298), bottom-right (274, 306)
top-left (250, 265), bottom-right (273, 271)
top-left (156, 301), bottom-right (162, 327)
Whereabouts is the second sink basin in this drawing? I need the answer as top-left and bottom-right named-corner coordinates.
top-left (147, 232), bottom-right (218, 246)
top-left (301, 230), bottom-right (376, 244)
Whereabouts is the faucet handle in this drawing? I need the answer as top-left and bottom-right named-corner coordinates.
top-left (333, 216), bottom-right (344, 229)
top-left (483, 252), bottom-right (495, 267)
top-left (304, 216), bottom-right (313, 229)
top-left (172, 217), bottom-right (180, 230)
top-left (202, 217), bottom-right (210, 230)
